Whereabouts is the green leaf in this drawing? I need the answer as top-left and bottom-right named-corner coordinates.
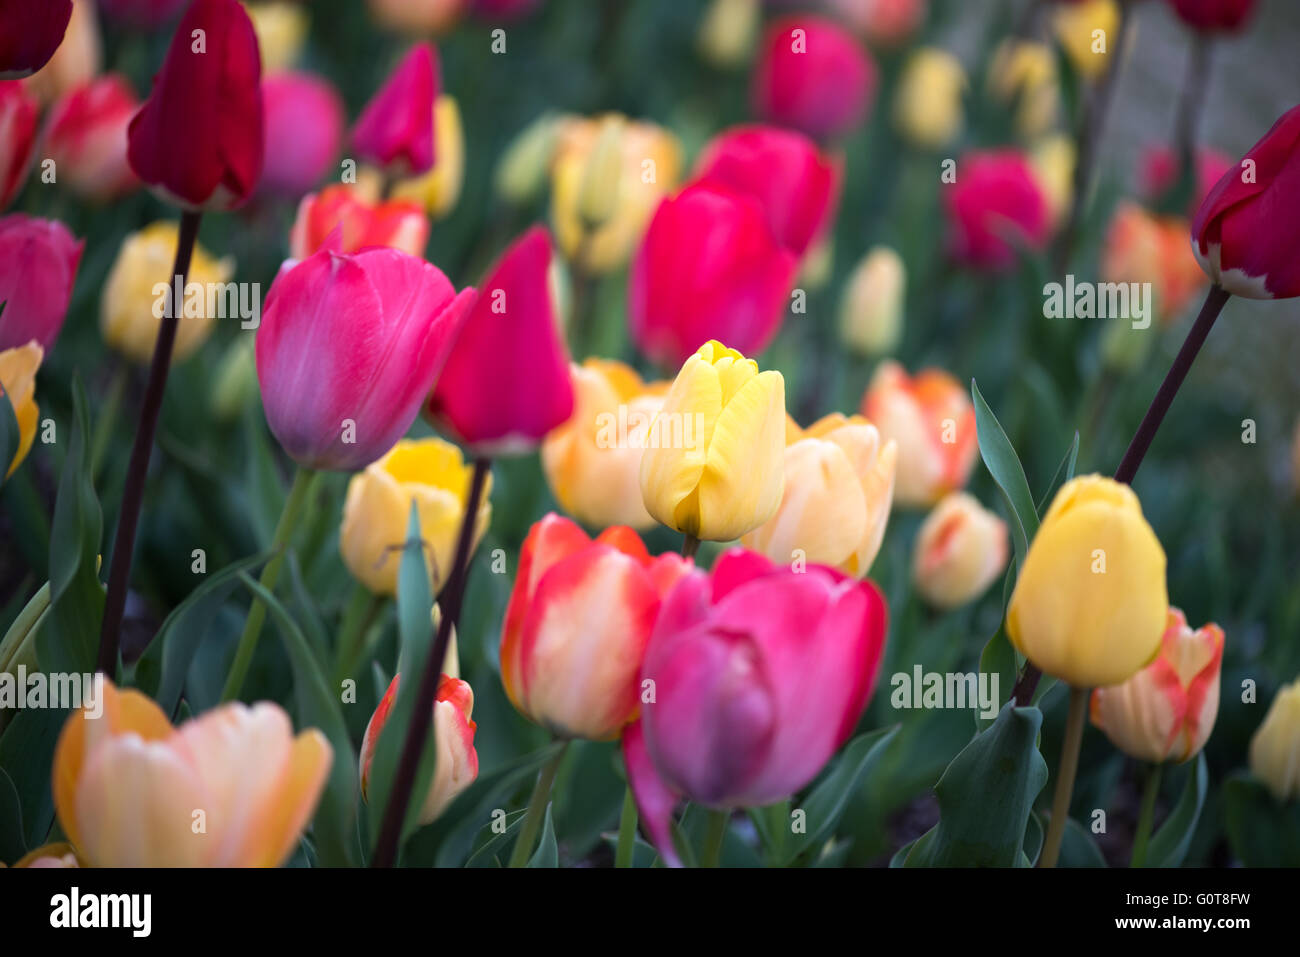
top-left (464, 809), bottom-right (527, 867)
top-left (1224, 773), bottom-right (1300, 867)
top-left (1037, 432), bottom-right (1080, 513)
top-left (1021, 810), bottom-right (1044, 866)
top-left (1059, 818), bottom-right (1107, 867)
top-left (526, 804), bottom-right (558, 867)
top-left (972, 380), bottom-right (1039, 575)
top-left (1147, 754), bottom-right (1207, 868)
top-left (0, 766), bottom-right (27, 863)
top-left (0, 706), bottom-right (65, 848)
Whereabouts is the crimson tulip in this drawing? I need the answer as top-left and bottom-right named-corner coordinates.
top-left (260, 71), bottom-right (345, 198)
top-left (0, 215), bottom-right (84, 353)
top-left (752, 16), bottom-right (876, 140)
top-left (352, 42), bottom-right (438, 178)
top-left (0, 0), bottom-right (73, 79)
top-left (945, 149), bottom-right (1051, 270)
top-left (1168, 0), bottom-right (1258, 33)
top-left (0, 81), bottom-right (38, 209)
top-left (44, 75), bottom-right (141, 203)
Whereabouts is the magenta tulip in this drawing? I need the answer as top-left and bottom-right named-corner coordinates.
top-left (1168, 0), bottom-right (1258, 33)
top-left (0, 0), bottom-right (73, 79)
top-left (693, 125), bottom-right (841, 258)
top-left (260, 71), bottom-right (345, 198)
top-left (629, 183), bottom-right (798, 368)
top-left (622, 549), bottom-right (888, 865)
top-left (0, 81), bottom-right (38, 209)
top-left (945, 149), bottom-right (1051, 271)
top-left (752, 16), bottom-right (876, 141)
top-left (425, 225), bottom-right (573, 456)
top-left (352, 43), bottom-right (438, 178)
top-left (257, 241), bottom-right (475, 471)
top-left (0, 215), bottom-right (83, 353)
top-left (44, 75), bottom-right (142, 203)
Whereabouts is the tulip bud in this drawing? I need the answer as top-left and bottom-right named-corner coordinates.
top-left (101, 221), bottom-right (233, 364)
top-left (0, 0), bottom-right (72, 79)
top-left (359, 672), bottom-right (478, 825)
top-left (258, 242), bottom-right (474, 471)
top-left (340, 437), bottom-right (492, 596)
top-left (640, 340), bottom-right (786, 542)
top-left (1090, 609), bottom-right (1223, 763)
top-left (697, 0), bottom-right (759, 69)
top-left (289, 185), bottom-right (428, 259)
top-left (839, 245), bottom-right (905, 355)
top-left (752, 16), bottom-right (876, 140)
top-left (945, 149), bottom-right (1052, 270)
top-left (893, 48), bottom-right (965, 150)
top-left (1006, 475), bottom-right (1168, 688)
top-left (1169, 0), bottom-right (1259, 33)
top-left (367, 0), bottom-right (467, 34)
top-left (0, 214), bottom-right (83, 352)
top-left (988, 41), bottom-right (1059, 139)
top-left (24, 0), bottom-right (100, 105)
top-left (243, 1), bottom-right (308, 73)
top-left (1249, 678), bottom-right (1300, 801)
top-left (1052, 0), bottom-right (1119, 81)
top-left (859, 361), bottom-right (977, 508)
top-left (0, 81), bottom-right (38, 209)
top-left (127, 0), bottom-right (265, 210)
top-left (425, 226), bottom-right (574, 457)
top-left (495, 111), bottom-right (561, 206)
top-left (352, 42), bottom-right (438, 178)
top-left (43, 74), bottom-right (141, 203)
top-left (259, 71), bottom-right (345, 198)
top-left (0, 341), bottom-right (42, 479)
top-left (391, 95), bottom-right (464, 218)
top-left (912, 491), bottom-right (1008, 609)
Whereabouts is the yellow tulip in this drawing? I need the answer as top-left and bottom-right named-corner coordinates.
top-left (1249, 678), bottom-right (1300, 801)
top-left (0, 341), bottom-right (41, 479)
top-left (989, 40), bottom-right (1060, 140)
top-left (242, 2), bottom-right (309, 72)
top-left (912, 491), bottom-right (1008, 609)
top-left (894, 48), bottom-right (966, 150)
top-left (697, 0), bottom-right (759, 68)
top-left (1006, 475), bottom-right (1168, 687)
top-left (541, 359), bottom-right (668, 531)
top-left (101, 221), bottom-right (235, 364)
top-left (839, 245), bottom-right (905, 356)
top-left (340, 437), bottom-right (492, 597)
top-left (391, 96), bottom-right (465, 219)
top-left (639, 340), bottom-right (785, 542)
top-left (1030, 134), bottom-right (1075, 229)
top-left (742, 414), bottom-right (896, 576)
top-left (1053, 0), bottom-right (1120, 82)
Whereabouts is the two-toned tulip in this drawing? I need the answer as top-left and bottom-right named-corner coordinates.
top-left (289, 185), bottom-right (429, 259)
top-left (752, 16), bottom-right (876, 140)
top-left (912, 491), bottom-right (1008, 609)
top-left (52, 680), bottom-right (332, 867)
top-left (0, 0), bottom-right (72, 79)
top-left (1249, 678), bottom-right (1300, 801)
top-left (260, 71), bottom-right (344, 198)
top-left (0, 81), bottom-right (38, 209)
top-left (391, 96), bottom-right (464, 219)
top-left (352, 42), bottom-right (438, 178)
top-left (1007, 475), bottom-right (1168, 688)
top-left (839, 245), bottom-right (905, 355)
top-left (622, 549), bottom-right (888, 865)
top-left (0, 214), bottom-right (83, 352)
top-left (893, 48), bottom-right (965, 150)
top-left (500, 514), bottom-right (692, 740)
top-left (43, 74), bottom-right (141, 203)
top-left (640, 340), bottom-right (786, 542)
top-left (0, 341), bottom-right (41, 479)
top-left (1090, 608), bottom-right (1223, 763)
top-left (945, 149), bottom-right (1052, 270)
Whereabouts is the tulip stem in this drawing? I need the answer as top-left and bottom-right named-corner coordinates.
top-left (700, 809), bottom-right (729, 868)
top-left (1040, 685), bottom-right (1089, 868)
top-left (681, 533), bottom-right (700, 559)
top-left (508, 740), bottom-right (569, 868)
top-left (96, 210), bottom-right (203, 677)
top-left (615, 785), bottom-right (638, 868)
top-left (371, 457), bottom-right (491, 868)
top-left (1130, 762), bottom-right (1163, 868)
top-left (1174, 33), bottom-right (1212, 173)
top-left (332, 588), bottom-right (386, 687)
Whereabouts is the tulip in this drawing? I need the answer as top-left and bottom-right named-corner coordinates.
top-left (425, 226), bottom-right (573, 457)
top-left (541, 359), bottom-right (668, 531)
top-left (258, 241), bottom-right (474, 471)
top-left (495, 111), bottom-right (562, 206)
top-left (7, 844), bottom-right (81, 868)
top-left (697, 0), bottom-right (759, 69)
top-left (259, 71), bottom-right (345, 198)
top-left (23, 0), bottom-right (100, 105)
top-left (550, 113), bottom-right (682, 275)
top-left (390, 96), bottom-right (464, 218)
top-left (640, 340), bottom-right (786, 542)
top-left (471, 0), bottom-right (539, 18)
top-left (859, 361), bottom-right (977, 508)
top-left (99, 0), bottom-right (189, 27)
top-left (352, 42), bottom-right (438, 179)
top-left (988, 41), bottom-right (1060, 139)
top-left (101, 221), bottom-right (234, 364)
top-left (831, 0), bottom-right (927, 45)
top-left (0, 81), bottom-right (38, 209)
top-left (1139, 143), bottom-right (1232, 212)
top-left (0, 0), bottom-right (72, 79)
top-left (1249, 678), bottom-right (1300, 801)
top-left (340, 437), bottom-right (493, 596)
top-left (622, 549), bottom-right (888, 865)
top-left (629, 184), bottom-right (798, 368)
top-left (893, 48), bottom-right (965, 150)
top-left (127, 0), bottom-right (265, 210)
top-left (839, 245), bottom-right (905, 355)
top-left (243, 1), bottom-right (308, 72)
top-left (752, 16), bottom-right (876, 140)
top-left (359, 672), bottom-right (478, 825)
top-left (1030, 134), bottom-right (1075, 229)
top-left (52, 680), bottom-right (332, 867)
top-left (945, 149), bottom-right (1052, 270)
top-left (1052, 0), bottom-right (1119, 81)
top-left (1102, 201), bottom-right (1206, 324)
top-left (288, 185), bottom-right (429, 259)
top-left (693, 125), bottom-right (840, 258)
top-left (43, 74), bottom-right (141, 203)
top-left (912, 492), bottom-right (1008, 609)
top-left (0, 214), bottom-right (83, 352)
top-left (1090, 608), bottom-right (1223, 763)
top-left (1006, 475), bottom-right (1168, 688)
top-left (1169, 0), bottom-right (1259, 33)
top-left (500, 514), bottom-right (692, 741)
top-left (1191, 103), bottom-right (1300, 299)
top-left (367, 0), bottom-right (467, 33)
top-left (0, 341), bottom-right (41, 479)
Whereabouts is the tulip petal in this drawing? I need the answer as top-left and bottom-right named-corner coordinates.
top-left (696, 370), bottom-right (786, 541)
top-left (621, 720), bottom-right (682, 867)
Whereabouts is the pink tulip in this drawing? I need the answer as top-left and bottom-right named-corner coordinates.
top-left (0, 0), bottom-right (73, 79)
top-left (352, 42), bottom-right (438, 178)
top-left (1168, 0), bottom-right (1258, 33)
top-left (260, 71), bottom-right (345, 198)
top-left (752, 16), bottom-right (876, 140)
top-left (43, 74), bottom-right (141, 203)
top-left (693, 124), bottom-right (841, 257)
top-left (945, 149), bottom-right (1051, 270)
top-left (629, 183), bottom-right (798, 368)
top-left (424, 225), bottom-right (573, 456)
top-left (257, 240), bottom-right (475, 471)
top-left (623, 548), bottom-right (888, 865)
top-left (0, 81), bottom-right (38, 209)
top-left (0, 214), bottom-right (84, 352)
top-left (289, 185), bottom-right (428, 259)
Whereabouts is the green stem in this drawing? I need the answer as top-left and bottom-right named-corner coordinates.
top-left (1130, 762), bottom-right (1163, 868)
top-left (220, 467), bottom-right (318, 702)
top-left (1040, 686), bottom-right (1089, 868)
top-left (681, 533), bottom-right (700, 560)
top-left (615, 784), bottom-right (638, 868)
top-left (700, 809), bottom-right (729, 868)
top-left (508, 741), bottom-right (569, 868)
top-left (332, 588), bottom-right (385, 687)
top-left (90, 365), bottom-right (128, 480)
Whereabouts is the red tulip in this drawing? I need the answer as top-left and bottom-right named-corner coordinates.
top-left (629, 183), bottom-right (797, 368)
top-left (352, 43), bottom-right (438, 178)
top-left (622, 549), bottom-right (888, 865)
top-left (289, 185), bottom-right (428, 259)
top-left (945, 149), bottom-right (1051, 270)
top-left (425, 226), bottom-right (573, 456)
top-left (260, 71), bottom-right (345, 198)
top-left (1168, 0), bottom-right (1258, 33)
top-left (0, 214), bottom-right (84, 353)
top-left (693, 124), bottom-right (841, 257)
top-left (0, 81), bottom-right (38, 209)
top-left (1192, 103), bottom-right (1300, 299)
top-left (1138, 143), bottom-right (1232, 211)
top-left (257, 240), bottom-right (475, 471)
top-left (0, 0), bottom-right (73, 79)
top-left (44, 74), bottom-right (141, 203)
top-left (127, 0), bottom-right (265, 210)
top-left (752, 16), bottom-right (876, 141)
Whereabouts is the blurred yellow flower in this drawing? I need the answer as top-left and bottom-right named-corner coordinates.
top-left (989, 40), bottom-right (1059, 140)
top-left (894, 47), bottom-right (966, 149)
top-left (697, 0), bottom-right (759, 69)
top-left (243, 2), bottom-right (309, 72)
top-left (840, 245), bottom-right (905, 356)
top-left (1030, 134), bottom-right (1075, 228)
top-left (1054, 0), bottom-right (1121, 82)
top-left (1250, 678), bottom-right (1300, 801)
top-left (391, 96), bottom-right (465, 219)
top-left (912, 491), bottom-right (1008, 609)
